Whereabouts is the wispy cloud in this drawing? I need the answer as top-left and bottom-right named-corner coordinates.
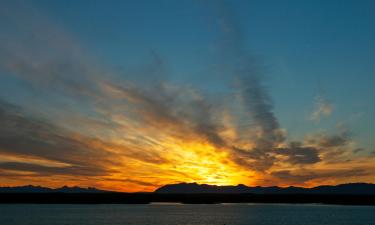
top-left (310, 96), bottom-right (334, 122)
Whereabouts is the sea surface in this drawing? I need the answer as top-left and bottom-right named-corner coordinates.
top-left (0, 203), bottom-right (374, 225)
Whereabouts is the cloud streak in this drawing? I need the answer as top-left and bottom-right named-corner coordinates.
top-left (310, 96), bottom-right (334, 122)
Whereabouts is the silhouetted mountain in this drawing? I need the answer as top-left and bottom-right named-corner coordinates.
top-left (1, 183), bottom-right (375, 205)
top-left (155, 183), bottom-right (375, 195)
top-left (0, 185), bottom-right (106, 193)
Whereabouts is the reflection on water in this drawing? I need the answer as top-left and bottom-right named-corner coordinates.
top-left (0, 203), bottom-right (374, 225)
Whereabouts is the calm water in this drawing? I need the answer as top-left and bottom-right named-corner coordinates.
top-left (0, 203), bottom-right (374, 225)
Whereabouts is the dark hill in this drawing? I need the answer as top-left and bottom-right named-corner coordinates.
top-left (155, 182), bottom-right (375, 195)
top-left (0, 185), bottom-right (106, 193)
top-left (1, 183), bottom-right (375, 205)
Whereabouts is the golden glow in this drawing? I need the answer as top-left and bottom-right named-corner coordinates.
top-left (1, 114), bottom-right (374, 192)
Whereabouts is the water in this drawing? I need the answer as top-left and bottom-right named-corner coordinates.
top-left (0, 203), bottom-right (374, 225)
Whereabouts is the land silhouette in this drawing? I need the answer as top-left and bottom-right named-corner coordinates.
top-left (1, 183), bottom-right (375, 205)
top-left (155, 182), bottom-right (375, 194)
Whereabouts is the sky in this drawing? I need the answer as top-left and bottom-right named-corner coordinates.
top-left (0, 0), bottom-right (374, 192)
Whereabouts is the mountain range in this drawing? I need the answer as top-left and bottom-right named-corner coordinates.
top-left (0, 185), bottom-right (105, 193)
top-left (155, 183), bottom-right (375, 195)
top-left (1, 183), bottom-right (375, 195)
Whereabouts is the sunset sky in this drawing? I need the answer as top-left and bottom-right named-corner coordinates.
top-left (0, 0), bottom-right (375, 192)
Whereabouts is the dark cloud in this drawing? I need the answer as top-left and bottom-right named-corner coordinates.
top-left (0, 162), bottom-right (109, 177)
top-left (231, 147), bottom-right (276, 171)
top-left (271, 168), bottom-right (369, 184)
top-left (274, 142), bottom-right (321, 165)
top-left (305, 131), bottom-right (350, 149)
top-left (231, 141), bottom-right (321, 171)
top-left (239, 76), bottom-right (285, 151)
top-left (318, 132), bottom-right (350, 148)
